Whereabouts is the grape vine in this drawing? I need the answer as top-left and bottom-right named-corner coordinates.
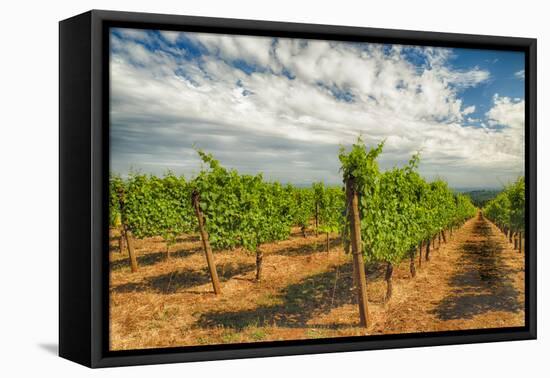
top-left (484, 177), bottom-right (525, 252)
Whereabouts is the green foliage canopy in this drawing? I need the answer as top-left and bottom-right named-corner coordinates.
top-left (339, 138), bottom-right (476, 264)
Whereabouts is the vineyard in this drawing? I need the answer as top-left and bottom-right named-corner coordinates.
top-left (109, 140), bottom-right (525, 350)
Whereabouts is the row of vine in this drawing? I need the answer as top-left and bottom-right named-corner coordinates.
top-left (483, 177), bottom-right (526, 252)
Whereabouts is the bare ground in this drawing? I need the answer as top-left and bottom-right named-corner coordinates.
top-left (109, 215), bottom-right (525, 350)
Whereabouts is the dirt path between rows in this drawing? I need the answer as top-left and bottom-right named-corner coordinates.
top-left (372, 214), bottom-right (525, 334)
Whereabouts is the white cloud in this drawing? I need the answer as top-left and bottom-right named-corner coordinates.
top-left (484, 94), bottom-right (525, 169)
top-left (514, 69), bottom-right (525, 80)
top-left (188, 33), bottom-right (273, 67)
top-left (463, 105), bottom-right (476, 115)
top-left (442, 67), bottom-right (490, 88)
top-left (109, 30), bottom-right (524, 188)
top-left (487, 94), bottom-right (525, 129)
top-left (160, 31), bottom-right (180, 44)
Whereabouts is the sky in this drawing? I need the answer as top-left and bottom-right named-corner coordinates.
top-left (109, 28), bottom-right (525, 189)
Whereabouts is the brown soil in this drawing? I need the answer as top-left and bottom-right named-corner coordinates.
top-left (109, 215), bottom-right (525, 351)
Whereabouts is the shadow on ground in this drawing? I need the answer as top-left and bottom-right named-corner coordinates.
top-left (270, 236), bottom-right (343, 257)
top-left (38, 343), bottom-right (58, 355)
top-left (431, 218), bottom-right (522, 320)
top-left (110, 246), bottom-right (202, 271)
top-left (198, 262), bottom-right (356, 330)
top-left (111, 262), bottom-right (255, 294)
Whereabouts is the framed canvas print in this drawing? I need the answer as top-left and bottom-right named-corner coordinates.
top-left (59, 10), bottom-right (537, 368)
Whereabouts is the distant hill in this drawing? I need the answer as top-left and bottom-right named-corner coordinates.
top-left (461, 189), bottom-right (502, 208)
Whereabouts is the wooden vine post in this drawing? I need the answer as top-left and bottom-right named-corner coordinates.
top-left (192, 190), bottom-right (222, 295)
top-left (123, 227), bottom-right (138, 273)
top-left (519, 232), bottom-right (523, 253)
top-left (118, 227), bottom-right (126, 253)
top-left (345, 177), bottom-right (370, 329)
top-left (418, 240), bottom-right (423, 268)
top-left (409, 250), bottom-right (416, 277)
top-left (315, 202), bottom-right (320, 236)
top-left (256, 249), bottom-right (264, 281)
top-left (342, 196), bottom-right (350, 254)
top-left (385, 262), bottom-right (394, 302)
top-left (116, 187), bottom-right (138, 273)
top-left (425, 238), bottom-right (431, 261)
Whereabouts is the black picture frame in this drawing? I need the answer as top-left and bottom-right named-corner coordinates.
top-left (59, 9), bottom-right (537, 368)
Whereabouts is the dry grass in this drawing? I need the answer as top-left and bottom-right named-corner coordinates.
top-left (109, 218), bottom-right (525, 351)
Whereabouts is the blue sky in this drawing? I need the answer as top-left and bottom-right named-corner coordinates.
top-left (446, 48), bottom-right (524, 128)
top-left (109, 28), bottom-right (525, 189)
